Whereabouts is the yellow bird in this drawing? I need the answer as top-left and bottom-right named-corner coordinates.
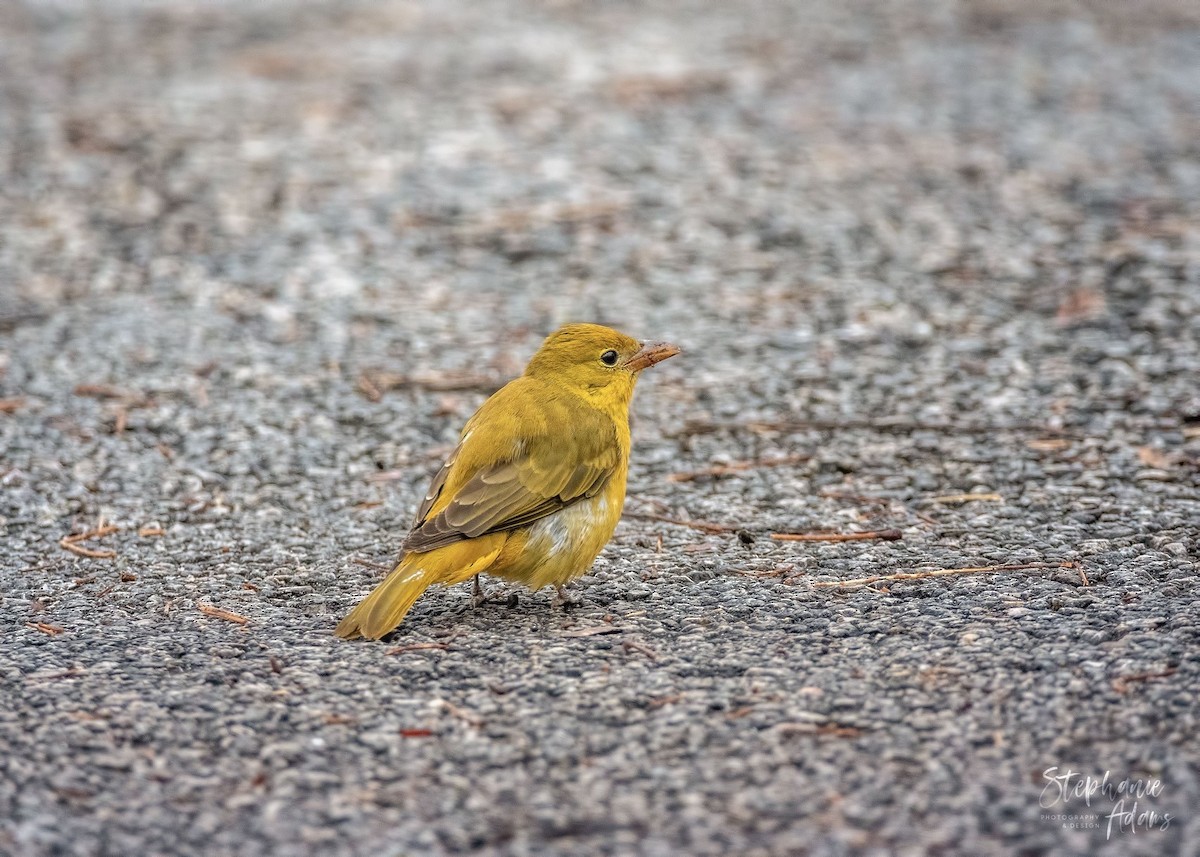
top-left (335, 323), bottom-right (680, 640)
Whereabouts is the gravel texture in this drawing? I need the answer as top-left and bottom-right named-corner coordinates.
top-left (2, 1), bottom-right (1199, 855)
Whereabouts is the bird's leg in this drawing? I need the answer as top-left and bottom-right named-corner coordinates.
top-left (471, 574), bottom-right (490, 607)
top-left (552, 584), bottom-right (581, 609)
top-left (472, 575), bottom-right (509, 607)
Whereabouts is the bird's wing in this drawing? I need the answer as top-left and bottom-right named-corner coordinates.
top-left (413, 448), bottom-right (457, 527)
top-left (403, 380), bottom-right (622, 553)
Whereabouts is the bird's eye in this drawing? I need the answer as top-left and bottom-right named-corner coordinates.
top-left (600, 349), bottom-right (619, 367)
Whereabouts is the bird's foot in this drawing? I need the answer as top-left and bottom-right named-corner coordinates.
top-left (471, 575), bottom-right (495, 608)
top-left (552, 585), bottom-right (582, 609)
top-left (472, 575), bottom-right (515, 608)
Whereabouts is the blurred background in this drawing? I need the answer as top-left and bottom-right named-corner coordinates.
top-left (3, 0), bottom-right (1197, 392)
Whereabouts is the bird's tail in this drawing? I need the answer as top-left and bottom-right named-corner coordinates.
top-left (335, 555), bottom-right (433, 640)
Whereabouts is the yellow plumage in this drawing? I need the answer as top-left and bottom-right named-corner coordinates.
top-left (335, 323), bottom-right (680, 640)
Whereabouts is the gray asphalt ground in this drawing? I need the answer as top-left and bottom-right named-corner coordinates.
top-left (2, 1), bottom-right (1199, 855)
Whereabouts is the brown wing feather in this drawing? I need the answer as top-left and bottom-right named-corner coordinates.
top-left (402, 384), bottom-right (621, 553)
top-left (414, 452), bottom-right (457, 527)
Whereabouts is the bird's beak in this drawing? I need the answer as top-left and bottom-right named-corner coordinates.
top-left (623, 341), bottom-right (681, 372)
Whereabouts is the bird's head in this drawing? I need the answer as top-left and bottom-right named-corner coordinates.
top-left (524, 322), bottom-right (680, 409)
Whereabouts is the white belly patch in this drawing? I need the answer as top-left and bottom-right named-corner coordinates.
top-left (518, 494), bottom-right (614, 588)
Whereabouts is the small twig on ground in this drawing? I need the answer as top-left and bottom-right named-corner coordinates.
top-left (138, 525), bottom-right (165, 537)
top-left (352, 557), bottom-right (392, 573)
top-left (62, 525), bottom-right (119, 543)
top-left (1112, 668), bottom-right (1177, 694)
top-left (73, 384), bottom-right (131, 399)
top-left (771, 529), bottom-right (903, 543)
top-left (357, 372), bottom-right (383, 402)
top-left (623, 512), bottom-right (739, 535)
top-left (26, 622), bottom-right (65, 636)
top-left (622, 640), bottom-right (659, 660)
top-left (1028, 438), bottom-right (1073, 451)
top-left (560, 625), bottom-right (621, 637)
top-left (386, 642), bottom-right (450, 655)
top-left (60, 540), bottom-right (116, 559)
top-left (359, 371), bottom-right (502, 396)
top-left (197, 603), bottom-right (250, 625)
top-left (812, 561), bottom-right (1078, 589)
top-left (59, 525), bottom-right (119, 559)
top-left (609, 71), bottom-right (729, 105)
top-left (671, 418), bottom-right (1084, 439)
top-left (74, 385), bottom-right (154, 416)
top-left (667, 454), bottom-right (810, 482)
